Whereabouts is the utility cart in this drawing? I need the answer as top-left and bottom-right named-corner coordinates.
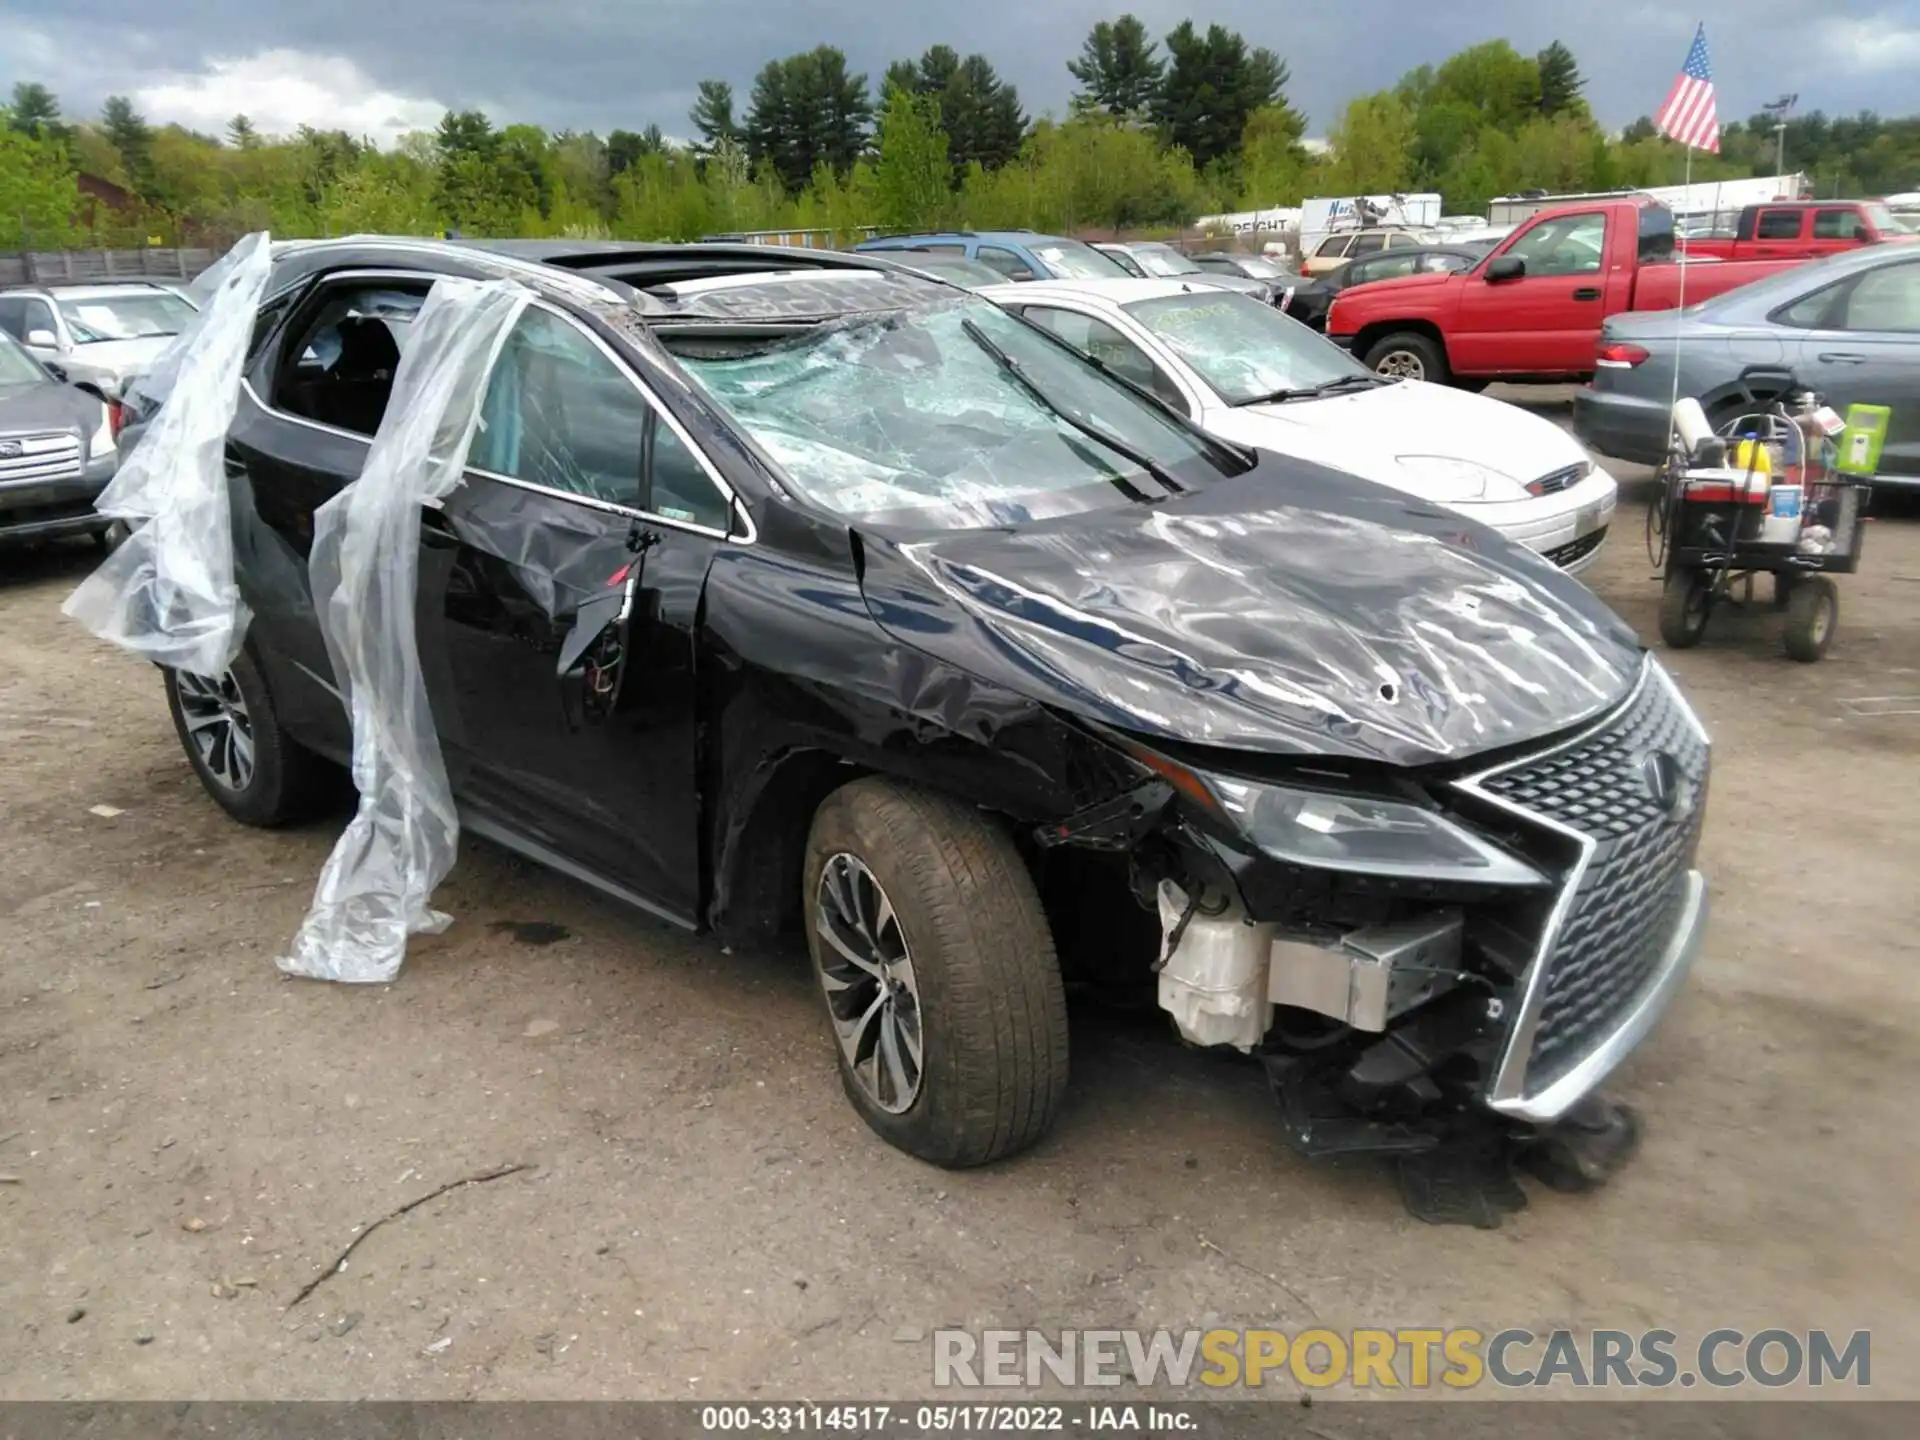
top-left (1651, 387), bottom-right (1880, 663)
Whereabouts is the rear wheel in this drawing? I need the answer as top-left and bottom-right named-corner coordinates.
top-left (1783, 576), bottom-right (1838, 663)
top-left (802, 778), bottom-right (1068, 1168)
top-left (1658, 570), bottom-right (1713, 649)
top-left (1363, 331), bottom-right (1448, 384)
top-left (164, 649), bottom-right (339, 826)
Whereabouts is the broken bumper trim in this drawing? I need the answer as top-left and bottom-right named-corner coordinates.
top-left (1487, 868), bottom-right (1708, 1125)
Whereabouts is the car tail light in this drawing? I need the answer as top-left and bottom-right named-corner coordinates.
top-left (1595, 342), bottom-right (1649, 369)
top-left (107, 399), bottom-right (127, 438)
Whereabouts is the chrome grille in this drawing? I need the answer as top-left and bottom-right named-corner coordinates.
top-left (1527, 462), bottom-right (1588, 497)
top-left (1471, 662), bottom-right (1709, 1094)
top-left (0, 432), bottom-right (83, 484)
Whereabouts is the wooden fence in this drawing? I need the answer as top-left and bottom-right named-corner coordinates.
top-left (0, 248), bottom-right (220, 289)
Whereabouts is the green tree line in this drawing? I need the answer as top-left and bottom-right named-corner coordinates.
top-left (4, 20), bottom-right (1917, 253)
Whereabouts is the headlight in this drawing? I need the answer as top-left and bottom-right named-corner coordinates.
top-left (87, 404), bottom-right (116, 460)
top-left (1392, 454), bottom-right (1527, 504)
top-left (1207, 777), bottom-right (1546, 886)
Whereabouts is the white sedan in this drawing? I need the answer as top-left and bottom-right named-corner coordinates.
top-left (981, 278), bottom-right (1618, 574)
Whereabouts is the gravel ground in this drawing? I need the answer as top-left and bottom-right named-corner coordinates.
top-left (2, 395), bottom-right (1917, 1400)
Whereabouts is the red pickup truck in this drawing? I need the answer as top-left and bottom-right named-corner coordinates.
top-left (1327, 198), bottom-right (1805, 386)
top-left (1681, 199), bottom-right (1913, 260)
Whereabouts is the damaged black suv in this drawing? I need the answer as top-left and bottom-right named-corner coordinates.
top-left (144, 239), bottom-right (1710, 1173)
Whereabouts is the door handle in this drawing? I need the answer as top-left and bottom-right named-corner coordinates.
top-left (1817, 352), bottom-right (1867, 364)
top-left (420, 507), bottom-right (459, 542)
top-left (1572, 287), bottom-right (1602, 301)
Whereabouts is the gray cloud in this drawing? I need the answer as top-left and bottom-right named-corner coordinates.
top-left (4, 0), bottom-right (1916, 141)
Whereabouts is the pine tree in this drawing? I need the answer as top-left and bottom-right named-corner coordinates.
top-left (885, 47), bottom-right (1026, 176)
top-left (745, 46), bottom-right (871, 194)
top-left (1537, 42), bottom-right (1585, 117)
top-left (1154, 23), bottom-right (1293, 169)
top-left (1067, 15), bottom-right (1164, 119)
top-left (101, 95), bottom-right (155, 196)
top-left (227, 114), bottom-right (260, 150)
top-left (688, 81), bottom-right (739, 157)
top-left (8, 83), bottom-right (63, 140)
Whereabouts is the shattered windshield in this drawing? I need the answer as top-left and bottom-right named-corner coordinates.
top-left (672, 297), bottom-right (1237, 528)
top-left (1126, 290), bottom-right (1371, 405)
top-left (57, 292), bottom-right (197, 344)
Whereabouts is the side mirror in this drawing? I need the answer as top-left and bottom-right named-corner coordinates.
top-left (26, 328), bottom-right (58, 348)
top-left (1485, 256), bottom-right (1525, 282)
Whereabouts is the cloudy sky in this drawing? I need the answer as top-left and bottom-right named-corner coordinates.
top-left (4, 1), bottom-right (1918, 147)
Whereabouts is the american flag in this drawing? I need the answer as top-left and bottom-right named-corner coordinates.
top-left (1655, 24), bottom-right (1721, 153)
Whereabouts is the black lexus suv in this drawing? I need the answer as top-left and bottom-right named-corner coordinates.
top-left (126, 238), bottom-right (1711, 1172)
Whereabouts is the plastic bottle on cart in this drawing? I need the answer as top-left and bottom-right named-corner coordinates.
top-left (1760, 482), bottom-right (1804, 544)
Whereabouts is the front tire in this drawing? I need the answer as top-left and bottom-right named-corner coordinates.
top-left (802, 778), bottom-right (1068, 1168)
top-left (164, 649), bottom-right (338, 827)
top-left (1658, 570), bottom-right (1713, 649)
top-left (1363, 331), bottom-right (1448, 384)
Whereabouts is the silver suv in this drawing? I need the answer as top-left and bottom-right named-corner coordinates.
top-left (0, 281), bottom-right (199, 401)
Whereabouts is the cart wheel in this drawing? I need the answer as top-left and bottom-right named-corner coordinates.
top-left (1658, 571), bottom-right (1713, 649)
top-left (1783, 576), bottom-right (1838, 663)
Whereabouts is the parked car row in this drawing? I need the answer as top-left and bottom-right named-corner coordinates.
top-left (103, 236), bottom-right (1709, 1178)
top-left (0, 279), bottom-right (203, 549)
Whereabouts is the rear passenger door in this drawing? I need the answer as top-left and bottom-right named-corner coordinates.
top-left (228, 270), bottom-right (439, 754)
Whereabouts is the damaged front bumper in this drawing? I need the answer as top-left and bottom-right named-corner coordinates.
top-left (1086, 654), bottom-right (1712, 1145)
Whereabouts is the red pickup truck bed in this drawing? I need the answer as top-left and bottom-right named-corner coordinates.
top-left (1327, 197), bottom-right (1808, 385)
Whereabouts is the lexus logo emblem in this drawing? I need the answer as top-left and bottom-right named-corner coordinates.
top-left (1642, 750), bottom-right (1685, 812)
top-left (0, 441), bottom-right (21, 460)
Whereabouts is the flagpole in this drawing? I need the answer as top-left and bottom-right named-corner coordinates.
top-left (1666, 140), bottom-right (1695, 469)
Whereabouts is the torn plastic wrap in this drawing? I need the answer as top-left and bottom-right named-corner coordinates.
top-left (60, 233), bottom-right (272, 675)
top-left (279, 278), bottom-right (533, 984)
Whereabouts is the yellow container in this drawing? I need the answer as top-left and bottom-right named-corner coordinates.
top-left (1732, 438), bottom-right (1773, 476)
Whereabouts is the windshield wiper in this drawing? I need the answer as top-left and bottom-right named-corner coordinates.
top-left (959, 317), bottom-right (1186, 498)
top-left (1236, 372), bottom-right (1393, 406)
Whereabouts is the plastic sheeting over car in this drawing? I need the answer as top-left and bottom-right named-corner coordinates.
top-left (279, 277), bottom-right (532, 984)
top-left (62, 233), bottom-right (272, 675)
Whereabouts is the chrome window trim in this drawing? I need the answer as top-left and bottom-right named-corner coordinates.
top-left (1451, 655), bottom-right (1712, 1119)
top-left (245, 280), bottom-right (755, 545)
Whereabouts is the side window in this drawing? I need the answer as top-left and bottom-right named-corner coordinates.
top-left (1384, 232), bottom-right (1416, 250)
top-left (1838, 263), bottom-right (1920, 333)
top-left (1506, 212), bottom-right (1606, 276)
top-left (271, 281), bottom-right (430, 436)
top-left (913, 243), bottom-right (967, 254)
top-left (1021, 305), bottom-right (1187, 413)
top-left (976, 246), bottom-right (1038, 279)
top-left (21, 298), bottom-right (56, 341)
top-left (1423, 253), bottom-right (1472, 273)
top-left (0, 298), bottom-right (23, 339)
top-left (647, 419), bottom-right (732, 530)
top-left (1755, 209), bottom-right (1803, 240)
top-left (471, 306), bottom-right (650, 507)
top-left (1813, 208), bottom-right (1863, 241)
top-left (1350, 233), bottom-right (1387, 256)
top-left (1314, 237), bottom-right (1350, 259)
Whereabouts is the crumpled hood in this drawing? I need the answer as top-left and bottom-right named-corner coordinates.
top-left (1210, 379), bottom-right (1591, 502)
top-left (856, 456), bottom-right (1641, 767)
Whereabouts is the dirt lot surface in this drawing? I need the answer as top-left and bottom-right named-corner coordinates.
top-left (3, 394), bottom-right (1917, 1401)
